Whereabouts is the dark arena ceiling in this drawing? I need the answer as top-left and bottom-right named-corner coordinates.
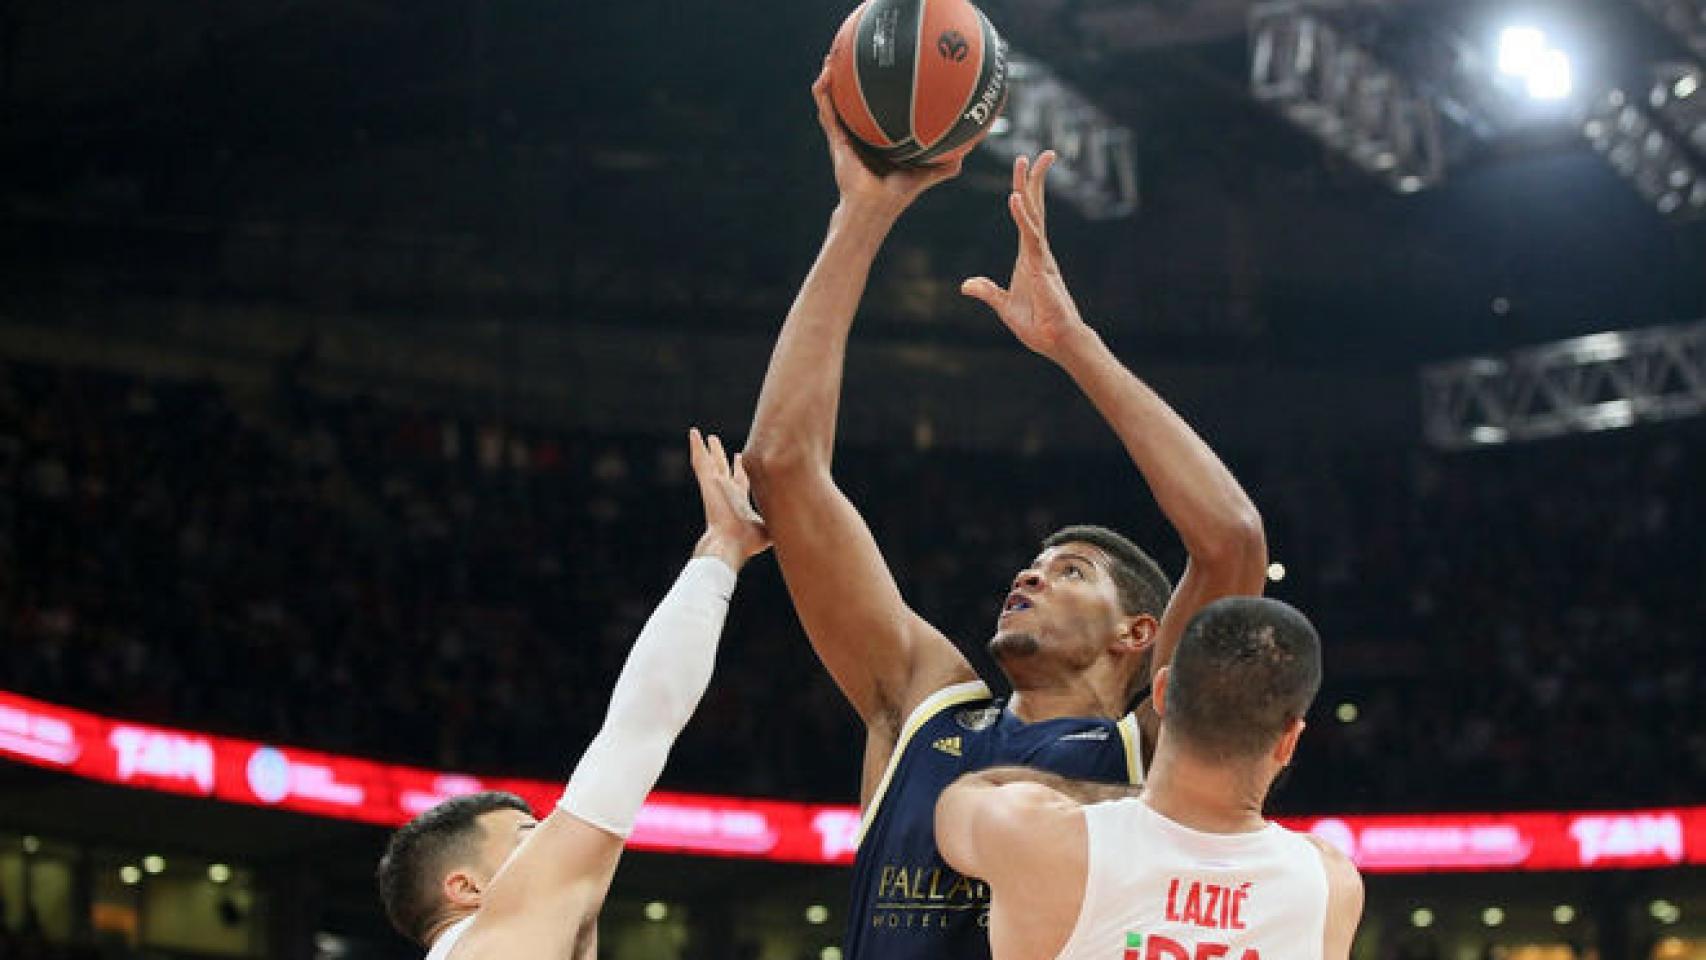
top-left (3, 0), bottom-right (1705, 369)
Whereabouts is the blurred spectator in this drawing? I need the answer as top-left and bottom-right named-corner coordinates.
top-left (0, 360), bottom-right (1701, 811)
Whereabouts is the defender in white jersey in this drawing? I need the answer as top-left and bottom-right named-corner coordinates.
top-left (937, 597), bottom-right (1363, 960)
top-left (375, 429), bottom-right (770, 960)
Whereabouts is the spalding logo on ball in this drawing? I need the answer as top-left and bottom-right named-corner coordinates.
top-left (829, 0), bottom-right (1010, 167)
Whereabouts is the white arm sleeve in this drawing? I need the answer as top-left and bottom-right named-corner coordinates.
top-left (557, 555), bottom-right (736, 838)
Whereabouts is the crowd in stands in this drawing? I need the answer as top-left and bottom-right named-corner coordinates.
top-left (2, 360), bottom-right (1702, 812)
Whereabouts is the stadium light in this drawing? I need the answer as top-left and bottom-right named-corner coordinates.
top-left (142, 855), bottom-right (166, 875)
top-left (1554, 904), bottom-right (1578, 924)
top-left (1498, 27), bottom-right (1549, 77)
top-left (1483, 906), bottom-right (1507, 927)
top-left (644, 902), bottom-right (669, 922)
top-left (1335, 703), bottom-right (1359, 723)
top-left (1496, 27), bottom-right (1575, 101)
top-left (806, 904), bottom-right (831, 925)
top-left (1526, 50), bottom-right (1574, 100)
top-left (209, 863), bottom-right (233, 885)
top-left (21, 836), bottom-right (40, 855)
top-left (120, 865), bottom-right (142, 886)
top-left (1266, 562), bottom-right (1287, 582)
top-left (1411, 908), bottom-right (1435, 928)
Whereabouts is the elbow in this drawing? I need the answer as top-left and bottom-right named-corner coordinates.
top-left (740, 437), bottom-right (826, 507)
top-left (1193, 505), bottom-right (1268, 575)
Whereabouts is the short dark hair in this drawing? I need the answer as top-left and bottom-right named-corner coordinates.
top-left (376, 791), bottom-right (533, 945)
top-left (1042, 524), bottom-right (1172, 619)
top-left (1163, 596), bottom-right (1323, 760)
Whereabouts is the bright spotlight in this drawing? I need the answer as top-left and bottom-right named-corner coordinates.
top-left (806, 905), bottom-right (831, 925)
top-left (1499, 27), bottom-right (1548, 77)
top-left (644, 901), bottom-right (669, 922)
top-left (1553, 904), bottom-right (1577, 924)
top-left (1526, 49), bottom-right (1574, 101)
top-left (1411, 908), bottom-right (1435, 928)
top-left (1483, 906), bottom-right (1506, 927)
top-left (1266, 562), bottom-right (1287, 582)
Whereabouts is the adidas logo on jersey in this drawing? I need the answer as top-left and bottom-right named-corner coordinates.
top-left (932, 736), bottom-right (963, 757)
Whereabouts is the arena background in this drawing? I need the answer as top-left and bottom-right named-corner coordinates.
top-left (1, 0), bottom-right (1703, 957)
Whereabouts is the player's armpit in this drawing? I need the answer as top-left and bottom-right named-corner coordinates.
top-left (468, 808), bottom-right (623, 937)
top-left (743, 455), bottom-right (975, 730)
top-left (1305, 835), bottom-right (1366, 960)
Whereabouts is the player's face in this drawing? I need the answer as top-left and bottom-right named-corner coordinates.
top-left (989, 542), bottom-right (1127, 670)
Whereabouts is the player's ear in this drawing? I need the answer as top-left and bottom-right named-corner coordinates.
top-left (443, 867), bottom-right (484, 910)
top-left (1273, 717), bottom-right (1306, 766)
top-left (1151, 666), bottom-right (1171, 717)
top-left (1117, 613), bottom-right (1158, 653)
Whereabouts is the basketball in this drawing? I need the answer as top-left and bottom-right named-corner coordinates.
top-left (828, 0), bottom-right (1010, 167)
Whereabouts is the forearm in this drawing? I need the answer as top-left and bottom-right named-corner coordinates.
top-left (559, 556), bottom-right (737, 837)
top-left (1055, 329), bottom-right (1265, 566)
top-left (745, 202), bottom-right (896, 469)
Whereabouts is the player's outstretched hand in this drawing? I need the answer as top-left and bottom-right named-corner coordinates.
top-left (813, 62), bottom-right (962, 221)
top-left (689, 428), bottom-right (771, 571)
top-left (960, 152), bottom-right (1093, 363)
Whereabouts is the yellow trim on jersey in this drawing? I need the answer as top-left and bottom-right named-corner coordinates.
top-left (1117, 713), bottom-right (1144, 785)
top-left (854, 679), bottom-right (992, 849)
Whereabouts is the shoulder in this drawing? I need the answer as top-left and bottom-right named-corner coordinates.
top-left (1301, 835), bottom-right (1365, 903)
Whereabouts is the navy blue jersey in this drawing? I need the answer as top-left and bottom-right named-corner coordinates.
top-left (844, 680), bottom-right (1144, 960)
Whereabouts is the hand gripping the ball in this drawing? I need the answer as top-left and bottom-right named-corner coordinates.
top-left (813, 63), bottom-right (962, 220)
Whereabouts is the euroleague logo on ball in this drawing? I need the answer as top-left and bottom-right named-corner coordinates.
top-left (937, 30), bottom-right (970, 62)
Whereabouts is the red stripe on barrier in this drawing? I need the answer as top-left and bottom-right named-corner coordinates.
top-left (2, 689), bottom-right (1700, 871)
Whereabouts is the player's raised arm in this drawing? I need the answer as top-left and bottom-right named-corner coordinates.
top-left (960, 151), bottom-right (1268, 721)
top-left (743, 66), bottom-right (974, 739)
top-left (442, 430), bottom-right (769, 958)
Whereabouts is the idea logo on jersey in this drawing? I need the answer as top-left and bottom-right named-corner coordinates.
top-left (1124, 932), bottom-right (1261, 960)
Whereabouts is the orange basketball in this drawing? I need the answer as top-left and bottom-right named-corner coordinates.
top-left (827, 0), bottom-right (1010, 167)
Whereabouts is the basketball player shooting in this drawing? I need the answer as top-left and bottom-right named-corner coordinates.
top-left (738, 66), bottom-right (1269, 960)
top-left (375, 429), bottom-right (769, 960)
top-left (936, 597), bottom-right (1364, 960)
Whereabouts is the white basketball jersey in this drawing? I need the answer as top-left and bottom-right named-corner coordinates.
top-left (1054, 797), bottom-right (1329, 960)
top-left (424, 916), bottom-right (474, 960)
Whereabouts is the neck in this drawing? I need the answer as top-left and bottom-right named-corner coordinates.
top-left (422, 910), bottom-right (472, 950)
top-left (1005, 672), bottom-right (1127, 723)
top-left (1142, 741), bottom-right (1271, 834)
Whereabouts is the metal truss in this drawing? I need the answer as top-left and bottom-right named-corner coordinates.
top-left (1421, 320), bottom-right (1706, 449)
top-left (1250, 1), bottom-right (1447, 192)
top-left (983, 49), bottom-right (1140, 220)
top-left (1629, 0), bottom-right (1706, 62)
